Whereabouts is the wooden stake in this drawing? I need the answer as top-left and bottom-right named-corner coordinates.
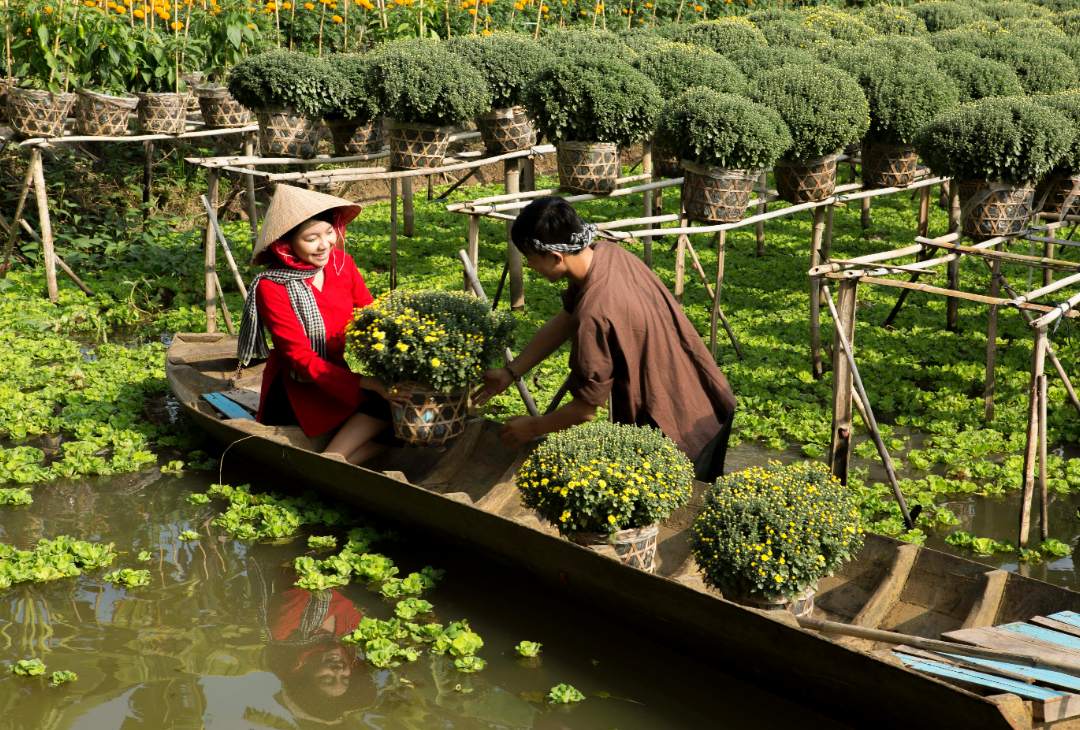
top-left (505, 158), bottom-right (524, 311)
top-left (674, 232), bottom-right (687, 303)
top-left (204, 169), bottom-right (220, 332)
top-left (143, 140), bottom-right (155, 216)
top-left (809, 206), bottom-right (827, 379)
top-left (8, 217), bottom-right (93, 296)
top-left (465, 214), bottom-right (479, 292)
top-left (0, 154), bottom-right (35, 277)
top-left (641, 142), bottom-right (653, 268)
top-left (947, 183), bottom-right (961, 331)
top-left (402, 176), bottom-right (414, 238)
top-left (829, 279), bottom-right (858, 484)
top-left (389, 177), bottom-right (398, 290)
top-left (214, 272), bottom-right (235, 335)
top-left (755, 171), bottom-right (767, 257)
top-left (684, 236), bottom-right (742, 359)
top-left (243, 132), bottom-right (258, 242)
top-left (1019, 329), bottom-right (1047, 547)
top-left (710, 230), bottom-right (726, 359)
top-left (917, 185), bottom-right (930, 239)
top-left (30, 149), bottom-right (58, 303)
top-left (860, 197), bottom-right (871, 230)
top-left (1039, 371), bottom-right (1049, 541)
top-left (200, 194), bottom-right (249, 300)
top-left (985, 255), bottom-right (1000, 421)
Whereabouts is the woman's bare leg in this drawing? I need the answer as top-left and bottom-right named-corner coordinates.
top-left (324, 413), bottom-right (388, 464)
top-left (345, 440), bottom-right (386, 465)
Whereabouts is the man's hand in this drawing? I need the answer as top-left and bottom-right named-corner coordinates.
top-left (472, 367), bottom-right (514, 406)
top-left (500, 415), bottom-right (540, 448)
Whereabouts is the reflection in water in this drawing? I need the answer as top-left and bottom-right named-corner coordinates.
top-left (0, 471), bottom-right (845, 730)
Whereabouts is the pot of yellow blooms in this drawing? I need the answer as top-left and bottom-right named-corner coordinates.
top-left (345, 290), bottom-right (513, 447)
top-left (689, 461), bottom-right (864, 617)
top-left (517, 421), bottom-right (694, 573)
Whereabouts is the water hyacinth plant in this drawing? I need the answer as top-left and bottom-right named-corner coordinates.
top-left (689, 461), bottom-right (864, 600)
top-left (346, 290), bottom-right (513, 394)
top-left (517, 421), bottom-right (693, 536)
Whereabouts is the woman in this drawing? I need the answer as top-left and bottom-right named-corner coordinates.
top-left (238, 184), bottom-right (389, 464)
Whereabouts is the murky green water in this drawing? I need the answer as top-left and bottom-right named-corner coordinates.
top-left (0, 469), bottom-right (847, 730)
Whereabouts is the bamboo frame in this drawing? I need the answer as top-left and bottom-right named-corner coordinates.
top-left (812, 220), bottom-right (1080, 547)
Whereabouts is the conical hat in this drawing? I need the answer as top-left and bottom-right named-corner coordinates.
top-left (252, 184), bottom-right (362, 263)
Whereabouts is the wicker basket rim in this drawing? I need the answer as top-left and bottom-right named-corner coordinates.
top-left (861, 141), bottom-right (917, 154)
top-left (479, 105), bottom-right (526, 121)
top-left (956, 179), bottom-right (1035, 191)
top-left (776, 152), bottom-right (840, 168)
top-left (387, 380), bottom-right (468, 398)
top-left (77, 88), bottom-right (138, 107)
top-left (10, 87), bottom-right (75, 102)
top-left (325, 115), bottom-right (381, 128)
top-left (194, 84), bottom-right (232, 98)
top-left (386, 119), bottom-right (457, 133)
top-left (136, 91), bottom-right (187, 101)
top-left (680, 160), bottom-right (758, 179)
top-left (560, 140), bottom-right (618, 152)
top-left (568, 523), bottom-right (660, 543)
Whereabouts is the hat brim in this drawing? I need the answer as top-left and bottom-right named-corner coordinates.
top-left (251, 184), bottom-right (363, 263)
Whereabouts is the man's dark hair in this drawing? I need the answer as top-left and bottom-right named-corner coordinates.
top-left (511, 197), bottom-right (588, 256)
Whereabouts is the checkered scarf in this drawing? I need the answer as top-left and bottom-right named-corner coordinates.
top-left (237, 266), bottom-right (327, 366)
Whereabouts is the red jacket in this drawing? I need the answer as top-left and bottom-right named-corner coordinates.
top-left (255, 248), bottom-right (374, 437)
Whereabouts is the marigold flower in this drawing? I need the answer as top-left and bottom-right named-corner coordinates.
top-left (331, 12), bottom-right (342, 21)
top-left (43, 5), bottom-right (54, 12)
top-left (133, 7), bottom-right (145, 16)
top-left (303, 2), bottom-right (313, 8)
top-left (170, 19), bottom-right (183, 28)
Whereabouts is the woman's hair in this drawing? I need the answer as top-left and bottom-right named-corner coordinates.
top-left (284, 209), bottom-right (337, 243)
top-left (511, 197), bottom-right (589, 256)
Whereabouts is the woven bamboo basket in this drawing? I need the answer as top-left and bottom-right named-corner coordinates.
top-left (557, 141), bottom-right (619, 194)
top-left (0, 77), bottom-right (17, 123)
top-left (386, 120), bottom-right (454, 170)
top-left (723, 585), bottom-right (816, 618)
top-left (682, 162), bottom-right (757, 224)
top-left (7, 87), bottom-right (75, 139)
top-left (477, 106), bottom-right (537, 155)
top-left (196, 86), bottom-right (254, 129)
top-left (1038, 174), bottom-right (1080, 219)
top-left (136, 91), bottom-right (188, 134)
top-left (256, 107), bottom-right (321, 158)
top-left (958, 180), bottom-right (1034, 240)
top-left (654, 149), bottom-right (682, 178)
top-left (775, 153), bottom-right (839, 204)
top-left (861, 142), bottom-right (919, 189)
top-left (181, 72), bottom-right (203, 115)
top-left (74, 89), bottom-right (137, 137)
top-left (386, 382), bottom-right (469, 447)
top-left (569, 524), bottom-right (660, 573)
top-left (326, 117), bottom-right (385, 156)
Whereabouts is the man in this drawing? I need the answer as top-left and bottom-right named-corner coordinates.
top-left (474, 197), bottom-right (737, 481)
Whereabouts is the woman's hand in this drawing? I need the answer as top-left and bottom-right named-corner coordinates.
top-left (472, 367), bottom-right (514, 406)
top-left (358, 375), bottom-right (388, 398)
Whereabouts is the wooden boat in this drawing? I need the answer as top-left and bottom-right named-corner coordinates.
top-left (168, 332), bottom-right (1080, 730)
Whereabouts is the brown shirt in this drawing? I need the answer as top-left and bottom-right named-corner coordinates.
top-left (562, 241), bottom-right (737, 460)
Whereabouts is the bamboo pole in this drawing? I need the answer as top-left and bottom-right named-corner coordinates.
top-left (459, 250), bottom-right (539, 418)
top-left (828, 279), bottom-right (858, 484)
top-left (204, 169), bottom-right (220, 332)
top-left (402, 176), bottom-right (414, 237)
top-left (505, 158), bottom-right (524, 311)
top-left (389, 177), bottom-right (398, 290)
top-left (10, 218), bottom-right (93, 296)
top-left (243, 132), bottom-right (258, 241)
top-left (1018, 329), bottom-right (1048, 547)
top-left (0, 156), bottom-right (36, 277)
top-left (1039, 370), bottom-right (1049, 541)
top-left (947, 183), bottom-right (961, 331)
top-left (985, 255), bottom-right (1000, 421)
top-left (465, 214), bottom-right (479, 292)
top-left (30, 149), bottom-right (58, 303)
top-left (641, 142), bottom-right (653, 268)
top-left (213, 272), bottom-right (235, 335)
top-left (917, 185), bottom-right (930, 239)
top-left (755, 171), bottom-right (767, 257)
top-left (710, 230), bottom-right (725, 359)
top-left (683, 236), bottom-right (742, 359)
top-left (852, 276), bottom-right (1078, 317)
top-left (674, 215), bottom-right (688, 303)
top-left (809, 206), bottom-right (827, 379)
top-left (200, 194), bottom-right (249, 300)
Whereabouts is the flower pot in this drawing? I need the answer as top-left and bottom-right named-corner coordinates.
top-left (681, 162), bottom-right (757, 224)
top-left (557, 141), bottom-right (619, 194)
top-left (774, 153), bottom-right (839, 204)
top-left (724, 585), bottom-right (816, 618)
top-left (1037, 174), bottom-right (1080, 219)
top-left (569, 524), bottom-right (659, 573)
top-left (196, 85), bottom-right (254, 129)
top-left (861, 142), bottom-right (919, 189)
top-left (7, 88), bottom-right (75, 139)
top-left (386, 382), bottom-right (469, 447)
top-left (476, 106), bottom-right (537, 155)
top-left (181, 72), bottom-right (204, 115)
top-left (386, 120), bottom-right (454, 170)
top-left (136, 91), bottom-right (188, 134)
top-left (326, 117), bottom-right (385, 156)
top-left (957, 179), bottom-right (1035, 241)
top-left (653, 149), bottom-right (682, 179)
top-left (256, 107), bottom-right (321, 158)
top-left (74, 89), bottom-right (137, 137)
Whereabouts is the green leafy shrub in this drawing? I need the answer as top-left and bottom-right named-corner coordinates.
top-left (663, 17), bottom-right (767, 54)
top-left (617, 27), bottom-right (671, 56)
top-left (912, 1), bottom-right (988, 31)
top-left (445, 33), bottom-right (554, 109)
top-left (927, 26), bottom-right (1003, 56)
top-left (324, 54), bottom-right (381, 122)
top-left (523, 56), bottom-right (660, 147)
top-left (367, 39), bottom-right (491, 126)
top-left (937, 50), bottom-right (1025, 102)
top-left (539, 29), bottom-right (635, 63)
top-left (750, 64), bottom-right (869, 161)
top-left (227, 49), bottom-right (345, 117)
top-left (1000, 16), bottom-right (1068, 42)
top-left (754, 17), bottom-right (830, 50)
top-left (836, 35), bottom-right (940, 68)
top-left (656, 89), bottom-right (791, 170)
top-left (689, 461), bottom-right (864, 599)
top-left (978, 0), bottom-right (1053, 21)
top-left (346, 290), bottom-right (513, 393)
top-left (631, 43), bottom-right (746, 99)
top-left (1035, 91), bottom-right (1080, 173)
top-left (798, 6), bottom-right (878, 42)
top-left (725, 45), bottom-right (817, 82)
top-left (835, 52), bottom-right (958, 145)
top-left (858, 5), bottom-right (928, 35)
top-left (1056, 9), bottom-right (1080, 36)
top-left (916, 96), bottom-right (1074, 183)
top-left (983, 37), bottom-right (1078, 94)
top-left (516, 421), bottom-right (693, 535)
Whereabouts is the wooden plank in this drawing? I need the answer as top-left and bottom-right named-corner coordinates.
top-left (944, 626), bottom-right (1080, 667)
top-left (202, 393), bottom-right (255, 420)
top-left (1038, 693), bottom-right (1080, 722)
top-left (937, 653), bottom-right (1080, 693)
top-left (1032, 616), bottom-right (1080, 640)
top-left (962, 570), bottom-right (1009, 629)
top-left (1001, 623), bottom-right (1080, 653)
top-left (895, 646), bottom-right (1041, 686)
top-left (852, 543), bottom-right (919, 628)
top-left (221, 389), bottom-right (260, 413)
top-left (1048, 611), bottom-right (1080, 629)
top-left (894, 654), bottom-right (1064, 700)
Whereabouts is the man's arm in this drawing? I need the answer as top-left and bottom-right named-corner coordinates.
top-left (474, 310), bottom-right (576, 404)
top-left (500, 396), bottom-right (597, 447)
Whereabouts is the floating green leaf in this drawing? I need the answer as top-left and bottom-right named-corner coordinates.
top-left (547, 683), bottom-right (585, 704)
top-left (515, 641), bottom-right (542, 658)
top-left (11, 659), bottom-right (45, 677)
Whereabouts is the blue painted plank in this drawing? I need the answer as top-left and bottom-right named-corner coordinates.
top-left (895, 654), bottom-right (1064, 700)
top-left (1001, 622), bottom-right (1080, 651)
top-left (937, 653), bottom-right (1080, 692)
top-left (1049, 611), bottom-right (1080, 630)
top-left (202, 393), bottom-right (255, 420)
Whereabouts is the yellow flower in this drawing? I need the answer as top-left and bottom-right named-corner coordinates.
top-left (133, 7), bottom-right (145, 16)
top-left (607, 515), bottom-right (617, 525)
top-left (430, 357), bottom-right (441, 368)
top-left (395, 342), bottom-right (408, 352)
top-left (559, 510), bottom-right (570, 523)
top-left (246, 21), bottom-right (256, 27)
top-left (43, 5), bottom-right (54, 11)
top-left (331, 13), bottom-right (342, 21)
top-left (372, 343), bottom-right (385, 352)
top-left (170, 19), bottom-right (183, 28)
top-left (303, 1), bottom-right (313, 7)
